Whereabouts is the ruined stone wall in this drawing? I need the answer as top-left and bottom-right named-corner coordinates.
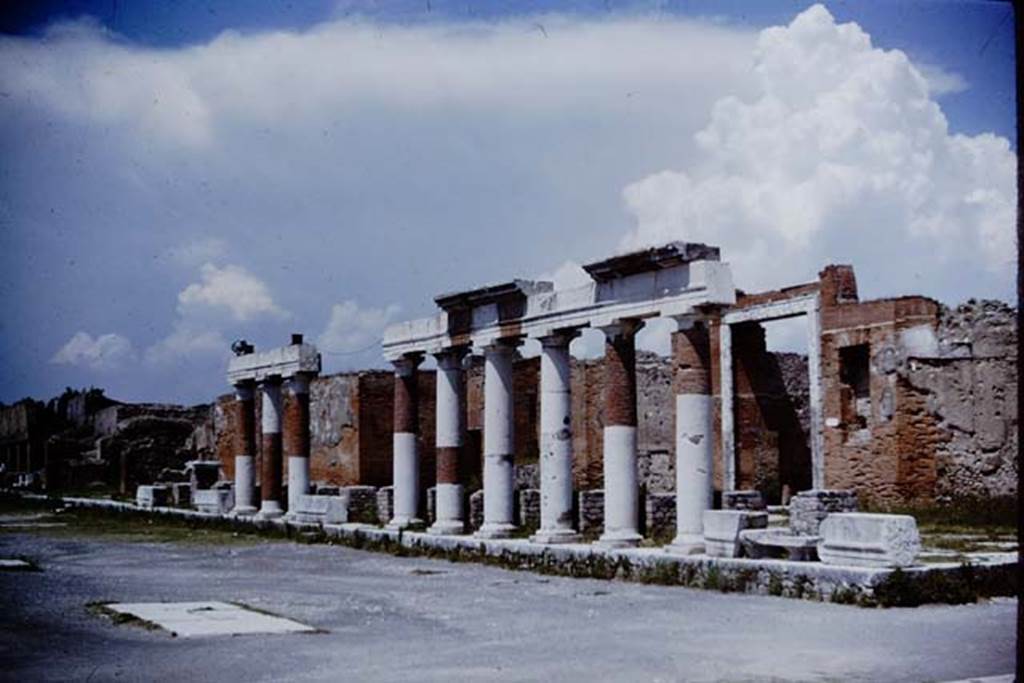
top-left (820, 296), bottom-right (941, 506)
top-left (905, 300), bottom-right (1017, 504)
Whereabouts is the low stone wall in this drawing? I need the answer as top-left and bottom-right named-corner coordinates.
top-left (578, 490), bottom-right (604, 535)
top-left (645, 493), bottom-right (675, 539)
top-left (26, 494), bottom-right (1015, 607)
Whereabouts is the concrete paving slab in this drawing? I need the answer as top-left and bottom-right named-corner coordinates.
top-left (105, 601), bottom-right (318, 638)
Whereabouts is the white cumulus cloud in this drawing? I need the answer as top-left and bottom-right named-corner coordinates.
top-left (318, 300), bottom-right (401, 353)
top-left (51, 332), bottom-right (135, 370)
top-left (143, 324), bottom-right (227, 366)
top-left (178, 263), bottom-right (288, 322)
top-left (621, 4), bottom-right (1015, 298)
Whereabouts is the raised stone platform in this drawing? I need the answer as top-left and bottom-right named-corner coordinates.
top-left (26, 494), bottom-right (1016, 607)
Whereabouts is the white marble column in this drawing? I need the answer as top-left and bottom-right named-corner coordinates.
top-left (283, 374), bottom-right (311, 518)
top-left (231, 382), bottom-right (258, 515)
top-left (475, 339), bottom-right (518, 539)
top-left (258, 378), bottom-right (284, 519)
top-left (666, 321), bottom-right (713, 555)
top-left (388, 353), bottom-right (424, 529)
top-left (531, 330), bottom-right (581, 544)
top-left (429, 347), bottom-right (468, 535)
top-left (598, 320), bottom-right (644, 548)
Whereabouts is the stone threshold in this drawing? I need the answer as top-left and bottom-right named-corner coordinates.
top-left (22, 494), bottom-right (1017, 607)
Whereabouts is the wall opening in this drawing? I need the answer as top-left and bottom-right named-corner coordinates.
top-left (838, 343), bottom-right (871, 434)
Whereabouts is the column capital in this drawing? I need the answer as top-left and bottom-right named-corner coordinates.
top-left (480, 336), bottom-right (522, 354)
top-left (233, 382), bottom-right (255, 400)
top-left (433, 345), bottom-right (470, 369)
top-left (392, 352), bottom-right (424, 376)
top-left (284, 373), bottom-right (311, 394)
top-left (598, 318), bottom-right (645, 339)
top-left (534, 327), bottom-right (582, 348)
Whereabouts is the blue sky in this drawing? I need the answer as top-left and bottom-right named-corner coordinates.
top-left (0, 1), bottom-right (1016, 405)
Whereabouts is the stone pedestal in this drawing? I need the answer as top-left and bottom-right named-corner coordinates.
top-left (703, 510), bottom-right (768, 557)
top-left (818, 513), bottom-right (920, 568)
top-left (476, 341), bottom-right (518, 539)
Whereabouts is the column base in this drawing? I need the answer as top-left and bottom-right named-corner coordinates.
top-left (387, 516), bottom-right (425, 531)
top-left (231, 505), bottom-right (258, 517)
top-left (474, 522), bottom-right (517, 539)
top-left (531, 528), bottom-right (582, 545)
top-left (595, 530), bottom-right (642, 549)
top-left (664, 533), bottom-right (705, 556)
top-left (257, 502), bottom-right (284, 520)
top-left (427, 520), bottom-right (467, 536)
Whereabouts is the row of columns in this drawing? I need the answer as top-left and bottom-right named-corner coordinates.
top-left (230, 373), bottom-right (313, 519)
top-left (388, 319), bottom-right (714, 551)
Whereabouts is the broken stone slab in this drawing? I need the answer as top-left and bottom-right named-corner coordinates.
top-left (817, 512), bottom-right (921, 568)
top-left (722, 490), bottom-right (766, 511)
top-left (376, 486), bottom-right (394, 526)
top-left (193, 488), bottom-right (234, 515)
top-left (789, 489), bottom-right (858, 536)
top-left (702, 510), bottom-right (768, 558)
top-left (738, 529), bottom-right (820, 561)
top-left (136, 485), bottom-right (170, 509)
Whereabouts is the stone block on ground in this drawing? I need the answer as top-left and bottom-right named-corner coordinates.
top-left (469, 490), bottom-right (484, 531)
top-left (193, 488), bottom-right (234, 515)
top-left (343, 486), bottom-right (378, 524)
top-left (644, 492), bottom-right (676, 539)
top-left (136, 484), bottom-right (170, 509)
top-left (578, 490), bottom-right (604, 535)
top-left (738, 529), bottom-right (820, 561)
top-left (723, 490), bottom-right (766, 511)
top-left (789, 489), bottom-right (858, 536)
top-left (817, 513), bottom-right (921, 568)
top-left (376, 486), bottom-right (394, 525)
top-left (702, 510), bottom-right (768, 558)
top-left (518, 488), bottom-right (540, 529)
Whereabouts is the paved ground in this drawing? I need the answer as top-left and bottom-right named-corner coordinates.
top-left (0, 526), bottom-right (1016, 682)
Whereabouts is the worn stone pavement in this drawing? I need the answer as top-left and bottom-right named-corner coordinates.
top-left (0, 529), bottom-right (1016, 682)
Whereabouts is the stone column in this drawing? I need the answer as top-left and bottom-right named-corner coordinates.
top-left (283, 374), bottom-right (312, 516)
top-left (429, 347), bottom-right (468, 535)
top-left (232, 382), bottom-right (258, 515)
top-left (388, 353), bottom-right (424, 529)
top-left (531, 330), bottom-right (581, 544)
top-left (666, 321), bottom-right (713, 555)
top-left (598, 319), bottom-right (644, 548)
top-left (258, 378), bottom-right (284, 519)
top-left (475, 338), bottom-right (519, 539)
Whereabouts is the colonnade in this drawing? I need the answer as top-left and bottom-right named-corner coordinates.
top-left (387, 318), bottom-right (715, 552)
top-left (227, 336), bottom-right (319, 519)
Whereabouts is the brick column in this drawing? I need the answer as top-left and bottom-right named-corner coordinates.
top-left (475, 338), bottom-right (519, 539)
top-left (283, 374), bottom-right (311, 517)
top-left (666, 321), bottom-right (713, 555)
top-left (259, 378), bottom-right (284, 519)
top-left (232, 382), bottom-right (258, 515)
top-left (531, 330), bottom-right (581, 544)
top-left (598, 319), bottom-right (644, 548)
top-left (428, 346), bottom-right (469, 535)
top-left (388, 353), bottom-right (424, 529)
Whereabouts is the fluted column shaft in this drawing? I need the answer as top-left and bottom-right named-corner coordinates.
top-left (429, 347), bottom-right (469, 535)
top-left (259, 378), bottom-right (284, 518)
top-left (388, 354), bottom-right (424, 529)
top-left (232, 382), bottom-right (258, 515)
top-left (475, 339), bottom-right (518, 539)
top-left (283, 374), bottom-right (312, 516)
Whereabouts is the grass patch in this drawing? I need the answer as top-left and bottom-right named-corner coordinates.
top-left (86, 601), bottom-right (166, 634)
